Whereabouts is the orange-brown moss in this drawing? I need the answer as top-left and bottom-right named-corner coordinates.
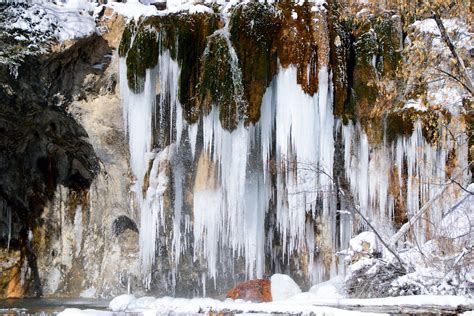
top-left (229, 3), bottom-right (280, 125)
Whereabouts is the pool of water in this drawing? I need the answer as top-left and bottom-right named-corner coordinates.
top-left (0, 298), bottom-right (114, 315)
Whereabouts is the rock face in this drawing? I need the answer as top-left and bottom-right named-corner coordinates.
top-left (0, 4), bottom-right (142, 298)
top-left (227, 279), bottom-right (272, 302)
top-left (0, 1), bottom-right (471, 299)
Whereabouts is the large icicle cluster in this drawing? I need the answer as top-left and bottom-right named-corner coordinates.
top-left (341, 120), bottom-right (470, 244)
top-left (119, 14), bottom-right (470, 293)
top-left (121, 47), bottom-right (340, 286)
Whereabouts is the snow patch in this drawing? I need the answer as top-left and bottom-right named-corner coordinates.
top-left (309, 276), bottom-right (345, 299)
top-left (271, 274), bottom-right (302, 301)
top-left (109, 294), bottom-right (136, 312)
top-left (80, 287), bottom-right (96, 298)
top-left (6, 3), bottom-right (97, 42)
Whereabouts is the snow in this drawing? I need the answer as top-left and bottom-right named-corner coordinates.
top-left (109, 294), bottom-right (136, 312)
top-left (404, 98), bottom-right (427, 112)
top-left (106, 2), bottom-right (158, 21)
top-left (59, 309), bottom-right (112, 316)
top-left (412, 18), bottom-right (468, 39)
top-left (349, 231), bottom-right (380, 254)
top-left (6, 2), bottom-right (97, 42)
top-left (309, 276), bottom-right (345, 299)
top-left (341, 295), bottom-right (473, 308)
top-left (100, 295), bottom-right (376, 315)
top-left (270, 274), bottom-right (302, 301)
top-left (65, 290), bottom-right (472, 315)
top-left (80, 288), bottom-right (97, 298)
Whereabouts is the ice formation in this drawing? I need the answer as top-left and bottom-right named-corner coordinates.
top-left (119, 18), bottom-right (470, 291)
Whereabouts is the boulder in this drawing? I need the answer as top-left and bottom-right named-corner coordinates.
top-left (227, 279), bottom-right (272, 302)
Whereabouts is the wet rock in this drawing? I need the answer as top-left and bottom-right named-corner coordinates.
top-left (227, 279), bottom-right (272, 302)
top-left (112, 216), bottom-right (139, 237)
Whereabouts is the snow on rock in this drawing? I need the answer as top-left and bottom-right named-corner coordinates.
top-left (6, 3), bottom-right (97, 42)
top-left (412, 18), bottom-right (469, 41)
top-left (309, 276), bottom-right (346, 299)
top-left (270, 274), bottom-right (302, 301)
top-left (127, 296), bottom-right (158, 310)
top-left (348, 231), bottom-right (381, 260)
top-left (109, 294), bottom-right (136, 312)
top-left (404, 98), bottom-right (427, 112)
top-left (105, 2), bottom-right (158, 21)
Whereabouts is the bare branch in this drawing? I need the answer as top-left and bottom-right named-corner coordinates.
top-left (432, 11), bottom-right (474, 96)
top-left (434, 67), bottom-right (474, 95)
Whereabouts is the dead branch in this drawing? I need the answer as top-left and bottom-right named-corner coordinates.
top-left (432, 11), bottom-right (474, 96)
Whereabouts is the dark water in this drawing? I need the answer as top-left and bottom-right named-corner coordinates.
top-left (0, 298), bottom-right (113, 316)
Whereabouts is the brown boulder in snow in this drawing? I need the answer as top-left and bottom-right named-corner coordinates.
top-left (227, 279), bottom-right (272, 302)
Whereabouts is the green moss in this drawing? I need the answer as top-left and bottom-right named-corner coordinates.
top-left (118, 21), bottom-right (135, 57)
top-left (385, 108), bottom-right (449, 144)
top-left (197, 35), bottom-right (239, 130)
top-left (346, 14), bottom-right (402, 122)
top-left (126, 28), bottom-right (159, 94)
top-left (374, 14), bottom-right (402, 77)
top-left (385, 110), bottom-right (415, 143)
top-left (328, 1), bottom-right (351, 116)
top-left (122, 13), bottom-right (219, 101)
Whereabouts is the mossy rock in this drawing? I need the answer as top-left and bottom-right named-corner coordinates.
top-left (118, 20), bottom-right (135, 58)
top-left (229, 2), bottom-right (321, 125)
top-left (230, 2), bottom-right (280, 125)
top-left (197, 34), bottom-right (240, 130)
top-left (125, 13), bottom-right (219, 122)
top-left (345, 13), bottom-right (402, 122)
top-left (385, 107), bottom-right (450, 144)
top-left (328, 0), bottom-right (351, 116)
top-left (125, 28), bottom-right (159, 94)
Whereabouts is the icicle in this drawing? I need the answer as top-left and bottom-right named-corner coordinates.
top-left (172, 161), bottom-right (183, 270)
top-left (119, 59), bottom-right (157, 201)
top-left (139, 145), bottom-right (173, 288)
top-left (74, 205), bottom-right (82, 257)
top-left (188, 123), bottom-right (198, 159)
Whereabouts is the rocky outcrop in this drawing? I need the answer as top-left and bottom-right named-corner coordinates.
top-left (0, 4), bottom-right (141, 298)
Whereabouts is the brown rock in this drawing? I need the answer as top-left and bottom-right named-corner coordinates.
top-left (7, 266), bottom-right (24, 298)
top-left (227, 279), bottom-right (272, 302)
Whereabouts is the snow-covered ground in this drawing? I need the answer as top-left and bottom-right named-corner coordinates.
top-left (57, 293), bottom-right (473, 315)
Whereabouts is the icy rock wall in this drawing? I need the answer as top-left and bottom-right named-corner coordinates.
top-left (121, 51), bottom-right (340, 291)
top-left (119, 5), bottom-right (471, 296)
